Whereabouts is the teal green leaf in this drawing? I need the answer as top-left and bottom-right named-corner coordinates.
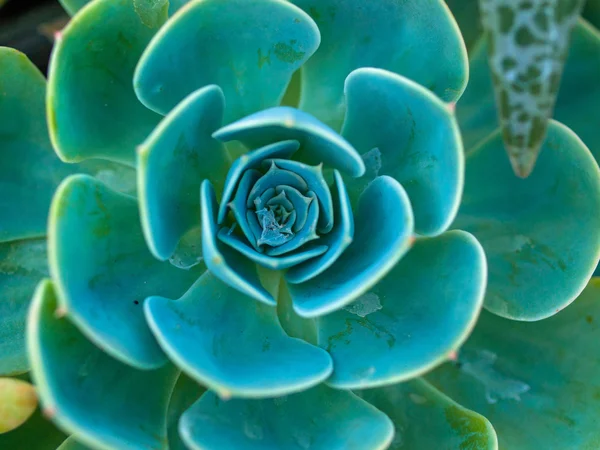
top-left (0, 47), bottom-right (136, 244)
top-left (288, 175), bottom-right (414, 318)
top-left (478, 0), bottom-right (585, 177)
top-left (134, 0), bottom-right (321, 123)
top-left (342, 68), bottom-right (463, 236)
top-left (213, 107), bottom-right (365, 177)
top-left (138, 85), bottom-right (229, 261)
top-left (200, 181), bottom-right (275, 306)
top-left (427, 278), bottom-right (600, 449)
top-left (48, 0), bottom-right (164, 165)
top-left (145, 271), bottom-right (332, 398)
top-left (290, 0), bottom-right (468, 130)
top-left (58, 0), bottom-right (89, 16)
top-left (48, 175), bottom-right (202, 369)
top-left (320, 230), bottom-right (486, 389)
top-left (444, 0), bottom-right (482, 53)
top-left (359, 378), bottom-right (498, 450)
top-left (0, 239), bottom-right (47, 376)
top-left (180, 385), bottom-right (394, 450)
top-left (453, 121), bottom-right (600, 320)
top-left (0, 400), bottom-right (66, 449)
top-left (28, 280), bottom-right (178, 450)
top-left (57, 437), bottom-right (92, 450)
top-left (0, 377), bottom-right (37, 434)
top-left (59, 0), bottom-right (189, 17)
top-left (166, 374), bottom-right (205, 450)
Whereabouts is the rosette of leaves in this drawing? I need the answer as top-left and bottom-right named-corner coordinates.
top-left (1, 1), bottom-right (600, 449)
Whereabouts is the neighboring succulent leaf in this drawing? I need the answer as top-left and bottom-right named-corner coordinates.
top-left (48, 175), bottom-right (202, 369)
top-left (58, 0), bottom-right (90, 16)
top-left (138, 85), bottom-right (229, 260)
top-left (57, 437), bottom-right (93, 450)
top-left (358, 378), bottom-right (498, 450)
top-left (319, 231), bottom-right (486, 389)
top-left (134, 0), bottom-right (321, 123)
top-left (428, 278), bottom-right (600, 449)
top-left (179, 385), bottom-right (394, 449)
top-left (0, 378), bottom-right (37, 434)
top-left (0, 239), bottom-right (47, 376)
top-left (453, 121), bottom-right (600, 320)
top-left (445, 0), bottom-right (482, 52)
top-left (28, 280), bottom-right (178, 450)
top-left (478, 0), bottom-right (585, 177)
top-left (145, 271), bottom-right (332, 398)
top-left (166, 374), bottom-right (205, 450)
top-left (0, 401), bottom-right (66, 449)
top-left (59, 0), bottom-right (189, 16)
top-left (290, 0), bottom-right (468, 130)
top-left (341, 68), bottom-right (464, 237)
top-left (48, 0), bottom-right (164, 165)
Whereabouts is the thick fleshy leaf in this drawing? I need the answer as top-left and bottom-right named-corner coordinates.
top-left (213, 107), bottom-right (365, 177)
top-left (57, 437), bottom-right (93, 450)
top-left (28, 280), bottom-right (178, 450)
top-left (138, 85), bottom-right (229, 260)
top-left (145, 271), bottom-right (332, 398)
top-left (290, 0), bottom-right (468, 130)
top-left (134, 0), bottom-right (321, 123)
top-left (201, 181), bottom-right (275, 305)
top-left (0, 239), bottom-right (47, 375)
top-left (320, 231), bottom-right (486, 389)
top-left (478, 0), bottom-right (584, 177)
top-left (358, 378), bottom-right (498, 450)
top-left (0, 401), bottom-right (66, 449)
top-left (427, 278), bottom-right (600, 449)
top-left (288, 176), bottom-right (414, 318)
top-left (458, 20), bottom-right (600, 156)
top-left (0, 378), bottom-right (37, 434)
top-left (0, 47), bottom-right (136, 243)
top-left (58, 0), bottom-right (89, 16)
top-left (48, 0), bottom-right (163, 165)
top-left (445, 0), bottom-right (482, 52)
top-left (286, 170), bottom-right (352, 283)
top-left (166, 374), bottom-right (205, 450)
top-left (453, 121), bottom-right (600, 320)
top-left (48, 175), bottom-right (201, 369)
top-left (59, 0), bottom-right (189, 17)
top-left (180, 385), bottom-right (394, 450)
top-left (342, 68), bottom-right (463, 236)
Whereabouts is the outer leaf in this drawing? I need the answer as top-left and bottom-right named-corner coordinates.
top-left (342, 68), bottom-right (464, 236)
top-left (445, 0), bottom-right (482, 53)
top-left (0, 378), bottom-right (37, 434)
top-left (134, 0), bottom-right (321, 123)
top-left (57, 437), bottom-right (93, 450)
top-left (28, 280), bottom-right (178, 450)
top-left (48, 175), bottom-right (202, 369)
top-left (453, 121), bottom-right (600, 320)
top-left (138, 85), bottom-right (229, 260)
top-left (0, 402), bottom-right (66, 449)
top-left (427, 278), bottom-right (600, 449)
top-left (320, 231), bottom-right (486, 389)
top-left (59, 0), bottom-right (189, 16)
top-left (478, 0), bottom-right (584, 177)
top-left (145, 271), bottom-right (332, 398)
top-left (288, 176), bottom-right (414, 318)
top-left (290, 0), bottom-right (468, 130)
top-left (0, 239), bottom-right (47, 375)
top-left (166, 374), bottom-right (205, 450)
top-left (358, 378), bottom-right (498, 450)
top-left (48, 0), bottom-right (164, 165)
top-left (180, 385), bottom-right (394, 450)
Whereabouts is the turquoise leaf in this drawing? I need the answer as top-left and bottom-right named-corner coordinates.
top-left (48, 0), bottom-right (164, 165)
top-left (358, 378), bottom-right (498, 450)
top-left (48, 175), bottom-right (202, 369)
top-left (145, 271), bottom-right (332, 398)
top-left (342, 67), bottom-right (464, 236)
top-left (427, 278), bottom-right (600, 449)
top-left (287, 175), bottom-right (414, 317)
top-left (134, 0), bottom-right (321, 123)
top-left (290, 0), bottom-right (468, 130)
top-left (165, 373), bottom-right (205, 450)
top-left (138, 85), bottom-right (230, 261)
top-left (57, 437), bottom-right (92, 450)
top-left (27, 280), bottom-right (178, 450)
top-left (320, 231), bottom-right (486, 389)
top-left (179, 385), bottom-right (394, 449)
top-left (453, 121), bottom-right (600, 320)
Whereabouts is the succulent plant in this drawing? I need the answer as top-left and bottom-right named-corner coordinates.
top-left (2, 0), bottom-right (600, 449)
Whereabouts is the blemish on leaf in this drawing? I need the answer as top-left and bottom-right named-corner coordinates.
top-left (257, 49), bottom-right (271, 69)
top-left (133, 0), bottom-right (169, 29)
top-left (444, 405), bottom-right (490, 450)
top-left (273, 43), bottom-right (305, 64)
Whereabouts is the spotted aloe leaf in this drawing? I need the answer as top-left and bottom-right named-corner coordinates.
top-left (427, 278), bottom-right (600, 449)
top-left (478, 0), bottom-right (585, 177)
